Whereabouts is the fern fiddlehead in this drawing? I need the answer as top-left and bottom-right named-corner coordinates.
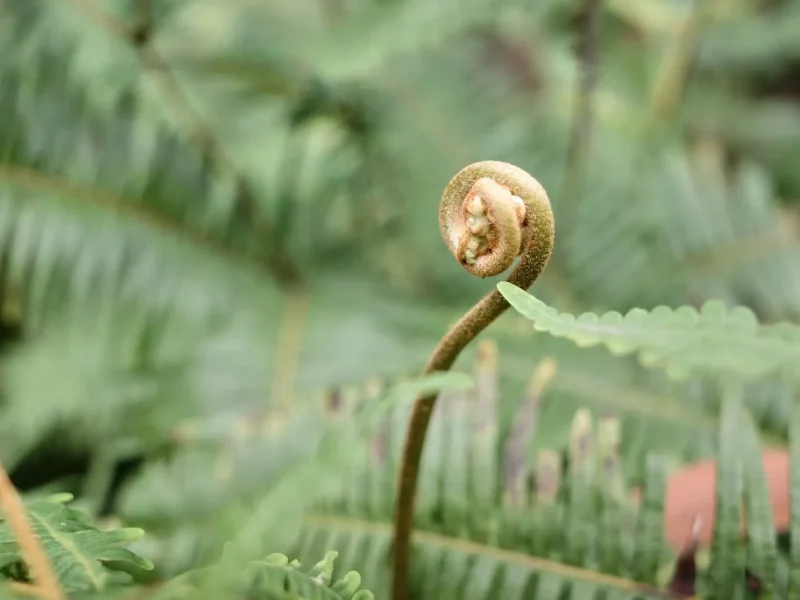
top-left (391, 161), bottom-right (555, 600)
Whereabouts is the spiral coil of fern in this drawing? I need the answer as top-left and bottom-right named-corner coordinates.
top-left (391, 161), bottom-right (555, 600)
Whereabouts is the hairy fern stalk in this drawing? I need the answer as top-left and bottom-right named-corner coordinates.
top-left (391, 160), bottom-right (555, 600)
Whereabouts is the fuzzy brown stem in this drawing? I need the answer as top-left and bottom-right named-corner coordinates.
top-left (390, 161), bottom-right (555, 600)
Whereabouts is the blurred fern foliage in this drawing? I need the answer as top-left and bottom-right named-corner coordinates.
top-left (3, 0), bottom-right (800, 598)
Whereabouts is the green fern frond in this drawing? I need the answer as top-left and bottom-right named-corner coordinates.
top-left (1, 544), bottom-right (376, 600)
top-left (114, 372), bottom-right (472, 576)
top-left (288, 341), bottom-right (800, 599)
top-left (141, 549), bottom-right (376, 600)
top-left (294, 343), bottom-right (680, 598)
top-left (242, 551), bottom-right (375, 600)
top-left (148, 549), bottom-right (376, 600)
top-left (0, 493), bottom-right (152, 593)
top-left (498, 281), bottom-right (800, 380)
top-left (298, 516), bottom-right (674, 600)
top-left (0, 46), bottom-right (288, 323)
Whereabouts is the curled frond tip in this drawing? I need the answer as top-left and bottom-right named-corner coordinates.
top-left (438, 161), bottom-right (555, 281)
top-left (392, 161), bottom-right (555, 600)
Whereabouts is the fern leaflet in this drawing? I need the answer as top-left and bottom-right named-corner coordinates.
top-left (497, 281), bottom-right (800, 380)
top-left (0, 493), bottom-right (152, 593)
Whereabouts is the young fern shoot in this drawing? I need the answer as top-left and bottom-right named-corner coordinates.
top-left (391, 161), bottom-right (555, 600)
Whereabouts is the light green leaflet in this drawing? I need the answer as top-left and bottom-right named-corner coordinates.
top-left (497, 281), bottom-right (800, 381)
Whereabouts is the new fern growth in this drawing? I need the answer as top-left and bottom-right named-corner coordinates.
top-left (392, 161), bottom-right (555, 600)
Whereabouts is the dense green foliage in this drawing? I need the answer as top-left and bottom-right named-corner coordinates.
top-left (3, 0), bottom-right (800, 598)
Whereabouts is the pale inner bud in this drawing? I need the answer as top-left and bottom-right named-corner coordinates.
top-left (463, 194), bottom-right (488, 265)
top-left (460, 189), bottom-right (527, 265)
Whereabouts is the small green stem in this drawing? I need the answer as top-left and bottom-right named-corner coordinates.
top-left (390, 161), bottom-right (555, 600)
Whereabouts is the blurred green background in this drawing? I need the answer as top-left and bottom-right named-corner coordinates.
top-left (1, 0), bottom-right (800, 592)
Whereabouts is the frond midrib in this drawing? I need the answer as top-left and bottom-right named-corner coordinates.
top-left (0, 163), bottom-right (271, 280)
top-left (301, 514), bottom-right (664, 596)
